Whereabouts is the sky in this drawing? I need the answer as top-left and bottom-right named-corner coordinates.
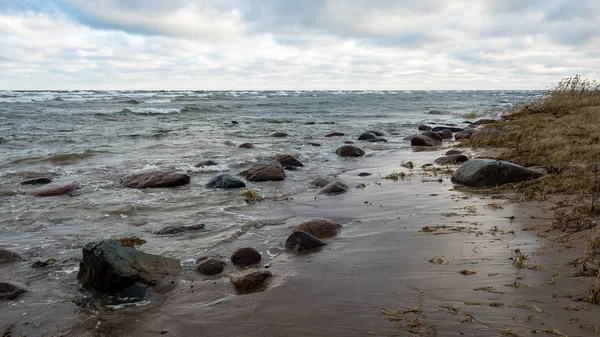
top-left (0, 0), bottom-right (599, 90)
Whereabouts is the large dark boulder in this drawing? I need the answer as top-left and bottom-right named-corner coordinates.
top-left (20, 177), bottom-right (52, 185)
top-left (434, 154), bottom-right (469, 165)
top-left (451, 159), bottom-right (544, 187)
top-left (285, 231), bottom-right (327, 253)
top-left (336, 145), bottom-right (365, 157)
top-left (436, 129), bottom-right (453, 140)
top-left (206, 174), bottom-right (246, 189)
top-left (77, 239), bottom-right (181, 293)
top-left (411, 133), bottom-right (442, 146)
top-left (0, 282), bottom-right (28, 300)
top-left (318, 181), bottom-right (349, 195)
top-left (432, 126), bottom-right (464, 133)
top-left (358, 132), bottom-right (377, 141)
top-left (155, 223), bottom-right (205, 235)
top-left (293, 219), bottom-right (341, 238)
top-left (245, 162), bottom-right (285, 182)
top-left (27, 182), bottom-right (78, 197)
top-left (120, 171), bottom-right (190, 189)
top-left (230, 269), bottom-right (272, 293)
top-left (231, 248), bottom-right (261, 266)
top-left (275, 154), bottom-right (304, 167)
top-left (455, 129), bottom-right (476, 140)
top-left (0, 249), bottom-right (22, 265)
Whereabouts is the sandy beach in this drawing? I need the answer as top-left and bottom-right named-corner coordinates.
top-left (59, 147), bottom-right (600, 337)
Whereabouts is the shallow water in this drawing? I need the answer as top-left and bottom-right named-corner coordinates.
top-left (0, 90), bottom-right (538, 333)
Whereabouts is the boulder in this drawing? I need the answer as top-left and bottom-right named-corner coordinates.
top-left (77, 239), bottom-right (181, 293)
top-left (0, 249), bottom-right (22, 265)
top-left (206, 174), bottom-right (246, 189)
top-left (358, 132), bottom-right (377, 141)
top-left (432, 126), bottom-right (464, 133)
top-left (436, 129), bottom-right (453, 140)
top-left (271, 132), bottom-right (288, 138)
top-left (434, 154), bottom-right (469, 165)
top-left (275, 154), bottom-right (304, 167)
top-left (0, 282), bottom-right (28, 300)
top-left (20, 177), bottom-right (52, 185)
top-left (455, 129), bottom-right (476, 140)
top-left (307, 142), bottom-right (322, 147)
top-left (472, 118), bottom-right (496, 125)
top-left (451, 159), bottom-right (544, 187)
top-left (336, 145), bottom-right (365, 157)
top-left (366, 130), bottom-right (385, 136)
top-left (230, 248), bottom-right (261, 266)
top-left (285, 231), bottom-right (327, 253)
top-left (445, 150), bottom-right (462, 155)
top-left (27, 181), bottom-right (78, 197)
top-left (411, 133), bottom-right (442, 146)
top-left (196, 257), bottom-right (226, 276)
top-left (120, 171), bottom-right (190, 189)
top-left (155, 223), bottom-right (205, 235)
top-left (293, 219), bottom-right (342, 238)
top-left (239, 143), bottom-right (254, 149)
top-left (230, 269), bottom-right (272, 293)
top-left (311, 178), bottom-right (331, 188)
top-left (418, 125), bottom-right (432, 131)
top-left (195, 160), bottom-right (218, 167)
top-left (324, 132), bottom-right (345, 137)
top-left (246, 162), bottom-right (285, 182)
top-left (471, 129), bottom-right (508, 140)
top-left (318, 181), bottom-right (349, 195)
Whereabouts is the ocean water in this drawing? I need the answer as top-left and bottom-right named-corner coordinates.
top-left (0, 90), bottom-right (539, 327)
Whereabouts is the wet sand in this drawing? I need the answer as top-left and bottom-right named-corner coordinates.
top-left (60, 149), bottom-right (600, 337)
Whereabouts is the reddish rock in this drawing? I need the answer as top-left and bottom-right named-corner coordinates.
top-left (336, 145), bottom-right (365, 157)
top-left (230, 248), bottom-right (261, 266)
top-left (196, 258), bottom-right (226, 276)
top-left (230, 269), bottom-right (272, 293)
top-left (246, 163), bottom-right (285, 182)
top-left (27, 181), bottom-right (78, 197)
top-left (294, 219), bottom-right (342, 238)
top-left (120, 171), bottom-right (190, 189)
top-left (275, 154), bottom-right (304, 167)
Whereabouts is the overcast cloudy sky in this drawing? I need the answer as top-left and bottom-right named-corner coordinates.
top-left (0, 0), bottom-right (598, 90)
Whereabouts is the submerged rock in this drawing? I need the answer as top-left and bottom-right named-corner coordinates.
top-left (120, 171), bottom-right (190, 189)
top-left (293, 219), bottom-right (341, 238)
top-left (27, 181), bottom-right (78, 197)
top-left (336, 145), bottom-right (365, 157)
top-left (434, 154), bottom-right (469, 165)
top-left (239, 143), bottom-right (254, 149)
top-left (155, 223), bottom-right (205, 235)
top-left (231, 248), bottom-right (261, 266)
top-left (318, 181), bottom-right (349, 195)
top-left (77, 239), bottom-right (181, 293)
top-left (368, 138), bottom-right (387, 143)
top-left (20, 177), bottom-right (52, 185)
top-left (307, 142), bottom-right (322, 147)
top-left (0, 282), bottom-right (28, 300)
top-left (324, 132), bottom-right (345, 137)
top-left (358, 172), bottom-right (372, 177)
top-left (271, 132), bottom-right (288, 138)
top-left (0, 249), bottom-right (22, 265)
top-left (31, 259), bottom-right (57, 268)
top-left (451, 159), bottom-right (544, 187)
top-left (245, 162), bottom-right (285, 182)
top-left (358, 132), bottom-right (377, 141)
top-left (196, 257), bottom-right (226, 276)
top-left (195, 160), bottom-right (218, 167)
top-left (230, 269), bottom-right (272, 293)
top-left (275, 154), bottom-right (304, 167)
top-left (428, 109), bottom-right (444, 115)
top-left (205, 174), bottom-right (246, 189)
top-left (285, 231), bottom-right (327, 253)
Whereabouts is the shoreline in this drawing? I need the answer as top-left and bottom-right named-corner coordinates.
top-left (60, 136), bottom-right (600, 336)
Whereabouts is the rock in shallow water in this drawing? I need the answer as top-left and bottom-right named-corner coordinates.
top-left (230, 269), bottom-right (272, 293)
top-left (239, 143), bottom-right (254, 149)
top-left (318, 181), bottom-right (349, 195)
top-left (231, 248), bottom-right (261, 266)
top-left (0, 282), bottom-right (28, 300)
top-left (325, 132), bottom-right (345, 137)
top-left (0, 249), bottom-right (22, 265)
top-left (358, 132), bottom-right (377, 141)
top-left (197, 257), bottom-right (226, 276)
top-left (77, 239), bottom-right (181, 293)
top-left (451, 159), bottom-right (544, 187)
top-left (285, 231), bottom-right (327, 253)
top-left (245, 162), bottom-right (285, 182)
top-left (120, 171), bottom-right (190, 189)
top-left (155, 223), bottom-right (205, 235)
top-left (20, 177), bottom-right (52, 185)
top-left (336, 145), bottom-right (365, 157)
top-left (275, 154), bottom-right (304, 167)
top-left (205, 174), bottom-right (246, 189)
top-left (195, 160), bottom-right (218, 167)
top-left (27, 181), bottom-right (78, 197)
top-left (293, 219), bottom-right (341, 238)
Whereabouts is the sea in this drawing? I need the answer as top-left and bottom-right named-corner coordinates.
top-left (0, 90), bottom-right (539, 328)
